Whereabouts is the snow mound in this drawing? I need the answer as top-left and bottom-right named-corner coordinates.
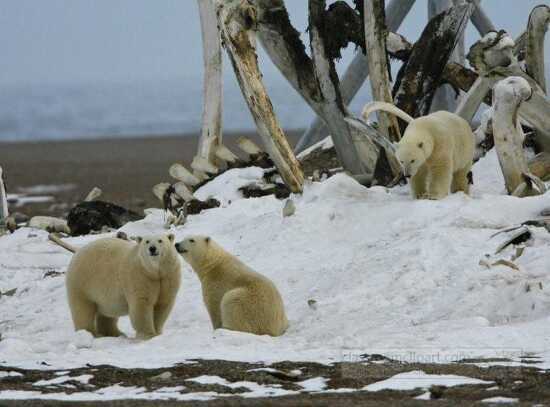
top-left (1, 152), bottom-right (550, 370)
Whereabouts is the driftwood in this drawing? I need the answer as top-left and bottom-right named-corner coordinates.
top-left (363, 0), bottom-right (401, 142)
top-left (0, 166), bottom-right (8, 221)
top-left (393, 1), bottom-right (474, 118)
top-left (196, 0), bottom-right (223, 166)
top-left (67, 201), bottom-right (142, 236)
top-left (525, 5), bottom-right (550, 92)
top-left (295, 0), bottom-right (416, 152)
top-left (215, 0), bottom-right (304, 193)
top-left (492, 77), bottom-right (545, 197)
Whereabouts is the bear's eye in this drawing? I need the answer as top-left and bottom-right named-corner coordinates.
top-left (411, 159), bottom-right (415, 164)
top-left (158, 240), bottom-right (162, 243)
top-left (145, 240), bottom-right (150, 244)
top-left (189, 239), bottom-right (195, 243)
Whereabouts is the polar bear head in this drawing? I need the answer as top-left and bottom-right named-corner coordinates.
top-left (136, 233), bottom-right (176, 270)
top-left (175, 235), bottom-right (218, 272)
top-left (395, 130), bottom-right (434, 177)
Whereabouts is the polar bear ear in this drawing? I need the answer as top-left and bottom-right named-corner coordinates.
top-left (417, 142), bottom-right (424, 149)
top-left (167, 234), bottom-right (175, 243)
top-left (136, 236), bottom-right (143, 243)
top-left (205, 237), bottom-right (210, 244)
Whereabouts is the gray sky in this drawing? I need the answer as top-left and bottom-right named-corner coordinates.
top-left (0, 0), bottom-right (549, 87)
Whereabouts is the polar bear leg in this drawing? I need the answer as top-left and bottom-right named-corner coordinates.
top-left (129, 300), bottom-right (157, 339)
top-left (451, 167), bottom-right (470, 194)
top-left (410, 165), bottom-right (428, 199)
top-left (427, 164), bottom-right (452, 200)
top-left (96, 314), bottom-right (123, 337)
top-left (68, 295), bottom-right (97, 336)
top-left (154, 301), bottom-right (175, 335)
top-left (220, 288), bottom-right (256, 334)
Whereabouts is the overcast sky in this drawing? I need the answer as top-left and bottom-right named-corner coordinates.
top-left (0, 0), bottom-right (549, 87)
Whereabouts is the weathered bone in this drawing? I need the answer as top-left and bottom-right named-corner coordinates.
top-left (363, 0), bottom-right (401, 142)
top-left (216, 0), bottom-right (304, 192)
top-left (191, 156), bottom-right (218, 176)
top-left (169, 163), bottom-right (201, 187)
top-left (196, 0), bottom-right (223, 165)
top-left (393, 1), bottom-right (474, 118)
top-left (84, 187), bottom-right (102, 202)
top-left (525, 5), bottom-right (550, 92)
top-left (173, 182), bottom-right (195, 202)
top-left (237, 136), bottom-right (262, 156)
top-left (492, 76), bottom-right (544, 196)
top-left (153, 183), bottom-right (172, 202)
top-left (295, 0), bottom-right (416, 152)
top-left (0, 166), bottom-right (8, 221)
top-left (215, 144), bottom-right (241, 166)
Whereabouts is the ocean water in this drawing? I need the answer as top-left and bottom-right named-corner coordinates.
top-left (0, 76), bottom-right (321, 142)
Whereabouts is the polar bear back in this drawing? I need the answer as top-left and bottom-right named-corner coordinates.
top-left (66, 237), bottom-right (135, 316)
top-left (409, 111), bottom-right (474, 172)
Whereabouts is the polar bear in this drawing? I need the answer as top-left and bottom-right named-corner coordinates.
top-left (362, 101), bottom-right (475, 200)
top-left (65, 234), bottom-right (181, 339)
top-left (175, 236), bottom-right (288, 337)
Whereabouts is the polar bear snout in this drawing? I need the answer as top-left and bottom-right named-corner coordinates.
top-left (148, 245), bottom-right (159, 256)
top-left (174, 242), bottom-right (187, 254)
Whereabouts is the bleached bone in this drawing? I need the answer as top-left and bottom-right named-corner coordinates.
top-left (29, 216), bottom-right (71, 234)
top-left (48, 233), bottom-right (77, 253)
top-left (237, 136), bottom-right (263, 156)
top-left (295, 0), bottom-right (416, 152)
top-left (84, 187), bottom-right (102, 202)
top-left (361, 101), bottom-right (414, 124)
top-left (528, 152), bottom-right (550, 181)
top-left (193, 169), bottom-right (210, 182)
top-left (363, 0), bottom-right (401, 142)
top-left (215, 144), bottom-right (240, 165)
top-left (191, 156), bottom-right (218, 176)
top-left (526, 5), bottom-right (550, 93)
top-left (429, 0), bottom-right (466, 112)
top-left (216, 0), bottom-right (304, 193)
top-left (470, 0), bottom-right (496, 36)
top-left (492, 77), bottom-right (544, 196)
top-left (153, 183), bottom-right (172, 202)
top-left (169, 163), bottom-right (201, 187)
top-left (196, 0), bottom-right (223, 165)
top-left (0, 166), bottom-right (8, 221)
top-left (173, 182), bottom-right (195, 202)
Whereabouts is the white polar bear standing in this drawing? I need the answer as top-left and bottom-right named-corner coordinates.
top-left (65, 234), bottom-right (181, 339)
top-left (362, 102), bottom-right (475, 200)
top-left (175, 236), bottom-right (288, 337)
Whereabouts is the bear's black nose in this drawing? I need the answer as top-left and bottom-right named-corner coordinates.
top-left (149, 246), bottom-right (158, 256)
top-left (175, 242), bottom-right (181, 251)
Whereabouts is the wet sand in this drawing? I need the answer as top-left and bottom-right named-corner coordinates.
top-left (0, 131), bottom-right (301, 218)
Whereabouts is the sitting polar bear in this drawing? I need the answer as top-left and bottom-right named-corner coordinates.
top-left (362, 102), bottom-right (475, 200)
top-left (175, 236), bottom-right (288, 337)
top-left (65, 234), bottom-right (181, 339)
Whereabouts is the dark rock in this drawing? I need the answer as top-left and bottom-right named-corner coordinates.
top-left (185, 198), bottom-right (220, 215)
top-left (67, 200), bottom-right (142, 236)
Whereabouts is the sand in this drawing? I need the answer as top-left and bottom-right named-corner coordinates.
top-left (0, 131), bottom-right (300, 218)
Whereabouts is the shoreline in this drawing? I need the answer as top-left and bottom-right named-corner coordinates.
top-left (1, 130), bottom-right (302, 218)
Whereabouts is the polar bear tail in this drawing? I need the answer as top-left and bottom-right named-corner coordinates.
top-left (48, 233), bottom-right (77, 253)
top-left (361, 101), bottom-right (414, 125)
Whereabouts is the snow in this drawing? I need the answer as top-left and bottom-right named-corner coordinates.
top-left (0, 371), bottom-right (23, 379)
top-left (297, 377), bottom-right (327, 392)
top-left (481, 396), bottom-right (519, 404)
top-left (34, 374), bottom-right (93, 386)
top-left (1, 149), bottom-right (550, 376)
top-left (364, 370), bottom-right (493, 391)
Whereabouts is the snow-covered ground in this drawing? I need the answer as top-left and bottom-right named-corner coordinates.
top-left (1, 149), bottom-right (550, 377)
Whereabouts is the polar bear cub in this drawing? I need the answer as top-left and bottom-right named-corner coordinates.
top-left (362, 102), bottom-right (475, 200)
top-left (176, 236), bottom-right (288, 337)
top-left (66, 234), bottom-right (181, 339)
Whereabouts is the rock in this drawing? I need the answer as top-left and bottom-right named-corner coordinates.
top-left (307, 299), bottom-right (317, 310)
top-left (29, 216), bottom-right (71, 234)
top-left (149, 372), bottom-right (172, 382)
top-left (185, 198), bottom-right (220, 215)
top-left (67, 201), bottom-right (142, 236)
top-left (282, 199), bottom-right (296, 217)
